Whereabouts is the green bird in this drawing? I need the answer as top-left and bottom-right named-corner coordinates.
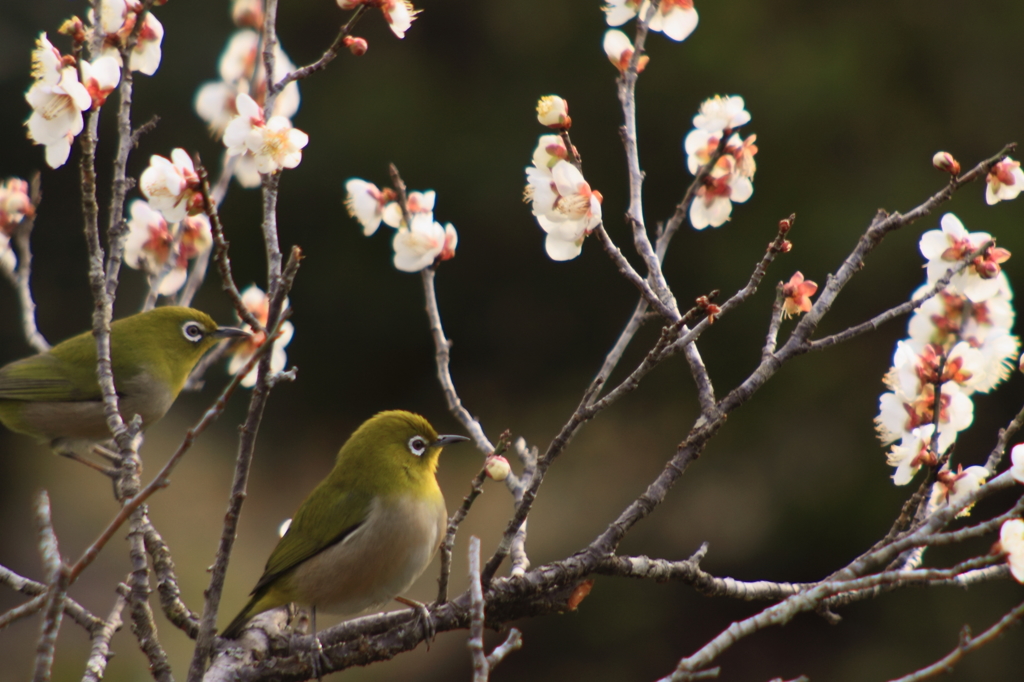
top-left (221, 410), bottom-right (469, 639)
top-left (0, 306), bottom-right (247, 456)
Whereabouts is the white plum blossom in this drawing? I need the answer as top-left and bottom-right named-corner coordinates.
top-left (1010, 444), bottom-right (1024, 486)
top-left (919, 213), bottom-right (1010, 303)
top-left (223, 93), bottom-right (308, 174)
top-left (877, 210), bottom-right (1017, 490)
top-left (25, 34), bottom-right (92, 169)
top-left (603, 0), bottom-right (698, 42)
top-left (392, 213), bottom-right (457, 272)
top-left (194, 29), bottom-right (301, 190)
top-left (96, 0), bottom-right (165, 76)
top-left (346, 181), bottom-right (459, 273)
top-left (930, 465), bottom-right (988, 517)
top-left (536, 95), bottom-right (570, 129)
top-left (999, 518), bottom-right (1024, 583)
top-left (689, 156), bottom-right (753, 229)
top-left (532, 135), bottom-right (569, 170)
top-left (25, 66), bottom-right (91, 168)
top-left (139, 149), bottom-right (201, 222)
top-left (986, 158), bottom-right (1024, 205)
top-left (0, 178), bottom-right (34, 235)
top-left (603, 30), bottom-right (648, 73)
top-left (228, 285), bottom-right (295, 388)
top-left (684, 129), bottom-right (757, 177)
top-left (973, 329), bottom-right (1020, 393)
top-left (123, 200), bottom-right (212, 295)
top-left (875, 380), bottom-right (973, 454)
top-left (886, 424), bottom-right (939, 486)
top-left (0, 178), bottom-right (32, 273)
top-left (215, 30), bottom-right (300, 119)
top-left (124, 199), bottom-right (171, 276)
top-left (647, 0), bottom-right (699, 42)
top-left (80, 57), bottom-right (121, 108)
top-left (194, 31), bottom-right (300, 138)
top-left (525, 158), bottom-right (603, 261)
top-left (344, 179), bottom-right (395, 236)
top-left (693, 95), bottom-right (751, 134)
top-left (382, 190), bottom-right (435, 229)
top-left (892, 340), bottom-right (988, 398)
top-left (684, 97), bottom-right (756, 230)
top-left (337, 0), bottom-right (419, 39)
top-left (603, 0), bottom-right (641, 26)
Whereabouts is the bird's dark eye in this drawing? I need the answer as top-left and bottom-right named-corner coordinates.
top-left (407, 436), bottom-right (428, 457)
top-left (182, 321), bottom-right (205, 343)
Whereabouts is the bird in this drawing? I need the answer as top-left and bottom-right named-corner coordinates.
top-left (221, 410), bottom-right (469, 640)
top-left (0, 306), bottom-right (248, 459)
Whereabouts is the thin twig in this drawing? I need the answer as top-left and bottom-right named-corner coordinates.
top-left (144, 521), bottom-right (201, 638)
top-left (468, 536), bottom-right (488, 682)
top-left (887, 599), bottom-right (1024, 682)
top-left (32, 491), bottom-right (67, 682)
top-left (81, 582), bottom-right (128, 682)
top-left (270, 6), bottom-right (369, 94)
top-left (0, 565), bottom-right (101, 631)
top-left (594, 223), bottom-right (676, 319)
top-left (421, 266), bottom-right (493, 452)
top-left (178, 156), bottom-right (237, 308)
top-left (761, 284), bottom-right (785, 360)
top-left (807, 244), bottom-right (984, 351)
top-left (437, 469), bottom-right (488, 604)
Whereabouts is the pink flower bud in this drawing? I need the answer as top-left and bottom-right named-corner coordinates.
top-left (484, 455), bottom-right (511, 481)
top-left (343, 36), bottom-right (368, 56)
top-left (932, 151), bottom-right (961, 176)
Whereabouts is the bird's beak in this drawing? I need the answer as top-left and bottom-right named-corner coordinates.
top-left (212, 326), bottom-right (251, 340)
top-left (433, 434), bottom-right (470, 447)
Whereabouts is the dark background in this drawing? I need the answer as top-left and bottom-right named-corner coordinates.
top-left (1, 1), bottom-right (1023, 680)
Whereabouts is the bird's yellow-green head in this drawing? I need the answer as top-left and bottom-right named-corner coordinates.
top-left (103, 306), bottom-right (246, 395)
top-left (326, 410), bottom-right (469, 497)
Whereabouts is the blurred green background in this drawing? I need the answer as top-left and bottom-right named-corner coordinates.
top-left (2, 1), bottom-right (1024, 680)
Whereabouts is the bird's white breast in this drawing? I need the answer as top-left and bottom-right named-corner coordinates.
top-left (287, 492), bottom-right (446, 616)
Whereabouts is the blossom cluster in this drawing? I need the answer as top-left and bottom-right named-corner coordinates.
top-left (344, 180), bottom-right (458, 272)
top-left (123, 200), bottom-right (212, 295)
top-left (683, 95), bottom-right (757, 229)
top-left (23, 0), bottom-right (167, 169)
top-left (876, 214), bottom-right (1018, 498)
top-left (123, 149), bottom-right (213, 296)
top-left (604, 0), bottom-right (698, 43)
top-left (25, 34), bottom-right (118, 169)
top-left (194, 5), bottom-right (303, 187)
top-left (524, 97), bottom-right (603, 262)
top-left (93, 0), bottom-right (165, 76)
top-left (227, 285), bottom-right (295, 388)
top-left (0, 178), bottom-right (34, 272)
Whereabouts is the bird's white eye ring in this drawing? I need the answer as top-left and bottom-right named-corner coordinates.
top-left (408, 436), bottom-right (428, 457)
top-left (182, 321), bottom-right (205, 343)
